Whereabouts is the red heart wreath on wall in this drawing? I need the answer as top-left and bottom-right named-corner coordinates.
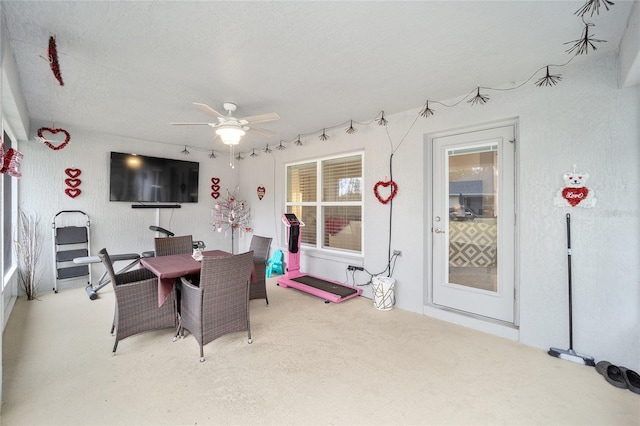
top-left (65, 178), bottom-right (81, 188)
top-left (373, 180), bottom-right (398, 204)
top-left (64, 168), bottom-right (82, 198)
top-left (211, 177), bottom-right (221, 199)
top-left (257, 186), bottom-right (266, 200)
top-left (65, 168), bottom-right (81, 178)
top-left (65, 188), bottom-right (81, 198)
top-left (39, 127), bottom-right (71, 151)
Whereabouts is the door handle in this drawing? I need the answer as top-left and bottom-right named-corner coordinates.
top-left (434, 227), bottom-right (446, 234)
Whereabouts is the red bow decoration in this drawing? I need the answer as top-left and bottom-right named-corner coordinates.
top-left (373, 180), bottom-right (398, 204)
top-left (39, 127), bottom-right (71, 151)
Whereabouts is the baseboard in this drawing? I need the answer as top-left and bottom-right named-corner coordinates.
top-left (423, 304), bottom-right (520, 342)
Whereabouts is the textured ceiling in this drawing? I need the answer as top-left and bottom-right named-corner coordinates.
top-left (2, 1), bottom-right (636, 153)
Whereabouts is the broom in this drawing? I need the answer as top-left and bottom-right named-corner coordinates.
top-left (548, 213), bottom-right (595, 366)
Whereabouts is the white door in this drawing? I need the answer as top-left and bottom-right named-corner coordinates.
top-left (431, 124), bottom-right (516, 323)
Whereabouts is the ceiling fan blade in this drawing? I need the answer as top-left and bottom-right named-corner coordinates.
top-left (248, 127), bottom-right (276, 137)
top-left (242, 112), bottom-right (280, 125)
top-left (194, 103), bottom-right (224, 118)
top-left (170, 122), bottom-right (214, 126)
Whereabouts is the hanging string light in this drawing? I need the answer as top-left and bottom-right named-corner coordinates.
top-left (535, 66), bottom-right (563, 87)
top-left (575, 0), bottom-right (614, 17)
top-left (420, 100), bottom-right (435, 118)
top-left (376, 111), bottom-right (388, 126)
top-left (209, 150), bottom-right (217, 159)
top-left (181, 145), bottom-right (191, 155)
top-left (166, 0), bottom-right (612, 161)
top-left (250, 148), bottom-right (258, 157)
top-left (565, 19), bottom-right (606, 55)
top-left (467, 88), bottom-right (490, 105)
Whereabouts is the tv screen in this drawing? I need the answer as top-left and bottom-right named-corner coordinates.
top-left (109, 152), bottom-right (199, 203)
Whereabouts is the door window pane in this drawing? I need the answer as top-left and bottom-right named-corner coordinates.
top-left (447, 145), bottom-right (498, 292)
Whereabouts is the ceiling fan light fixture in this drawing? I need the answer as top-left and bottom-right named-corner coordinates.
top-left (216, 125), bottom-right (246, 145)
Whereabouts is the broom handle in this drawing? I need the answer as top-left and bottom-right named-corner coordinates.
top-left (566, 213), bottom-right (573, 351)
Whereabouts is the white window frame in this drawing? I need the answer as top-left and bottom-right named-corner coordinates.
top-left (285, 151), bottom-right (364, 254)
top-left (2, 122), bottom-right (19, 291)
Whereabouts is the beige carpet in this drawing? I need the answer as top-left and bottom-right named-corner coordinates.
top-left (2, 277), bottom-right (638, 425)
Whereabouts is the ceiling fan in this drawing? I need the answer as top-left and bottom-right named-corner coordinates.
top-left (171, 102), bottom-right (279, 145)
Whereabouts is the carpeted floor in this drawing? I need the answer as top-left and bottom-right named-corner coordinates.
top-left (2, 277), bottom-right (638, 425)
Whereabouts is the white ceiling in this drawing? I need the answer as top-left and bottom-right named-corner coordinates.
top-left (1, 1), bottom-right (636, 153)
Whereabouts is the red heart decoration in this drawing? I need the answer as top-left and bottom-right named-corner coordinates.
top-left (211, 177), bottom-right (220, 184)
top-left (65, 188), bottom-right (81, 198)
top-left (373, 180), bottom-right (398, 204)
top-left (562, 187), bottom-right (589, 207)
top-left (257, 186), bottom-right (266, 200)
top-left (211, 184), bottom-right (220, 192)
top-left (39, 127), bottom-right (71, 151)
top-left (65, 178), bottom-right (81, 188)
top-left (65, 168), bottom-right (81, 178)
top-left (211, 192), bottom-right (220, 199)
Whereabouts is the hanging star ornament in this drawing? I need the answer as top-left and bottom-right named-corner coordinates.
top-left (535, 66), bottom-right (563, 87)
top-left (319, 129), bottom-right (329, 141)
top-left (250, 149), bottom-right (258, 158)
top-left (565, 21), bottom-right (606, 55)
top-left (468, 88), bottom-right (490, 106)
top-left (294, 135), bottom-right (303, 146)
top-left (575, 0), bottom-right (614, 17)
top-left (345, 120), bottom-right (358, 134)
top-left (209, 150), bottom-right (217, 159)
top-left (420, 101), bottom-right (435, 118)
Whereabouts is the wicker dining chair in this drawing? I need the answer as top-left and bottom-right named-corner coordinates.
top-left (98, 248), bottom-right (177, 355)
top-left (248, 235), bottom-right (272, 305)
top-left (154, 235), bottom-right (194, 256)
top-left (178, 251), bottom-right (254, 362)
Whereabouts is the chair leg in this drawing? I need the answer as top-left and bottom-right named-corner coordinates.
top-left (265, 295), bottom-right (269, 306)
top-left (199, 345), bottom-right (205, 363)
top-left (112, 340), bottom-right (118, 356)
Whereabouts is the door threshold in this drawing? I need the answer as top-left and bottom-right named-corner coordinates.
top-left (423, 304), bottom-right (519, 342)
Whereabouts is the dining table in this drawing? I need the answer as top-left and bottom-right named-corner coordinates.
top-left (141, 249), bottom-right (231, 306)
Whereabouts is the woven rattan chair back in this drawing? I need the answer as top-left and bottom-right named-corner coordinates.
top-left (98, 248), bottom-right (177, 355)
top-left (154, 235), bottom-right (193, 256)
top-left (248, 236), bottom-right (272, 305)
top-left (178, 251), bottom-right (254, 362)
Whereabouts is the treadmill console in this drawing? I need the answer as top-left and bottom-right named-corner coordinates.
top-left (283, 213), bottom-right (300, 226)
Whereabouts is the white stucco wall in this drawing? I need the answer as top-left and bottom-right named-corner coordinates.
top-left (16, 52), bottom-right (639, 371)
top-left (239, 52), bottom-right (639, 371)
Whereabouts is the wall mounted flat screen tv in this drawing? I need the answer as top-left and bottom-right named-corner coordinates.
top-left (109, 152), bottom-right (199, 203)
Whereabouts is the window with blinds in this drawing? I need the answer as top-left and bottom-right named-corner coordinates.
top-left (286, 152), bottom-right (363, 253)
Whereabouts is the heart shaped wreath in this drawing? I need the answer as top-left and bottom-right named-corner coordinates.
top-left (39, 127), bottom-right (71, 151)
top-left (373, 180), bottom-right (398, 204)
